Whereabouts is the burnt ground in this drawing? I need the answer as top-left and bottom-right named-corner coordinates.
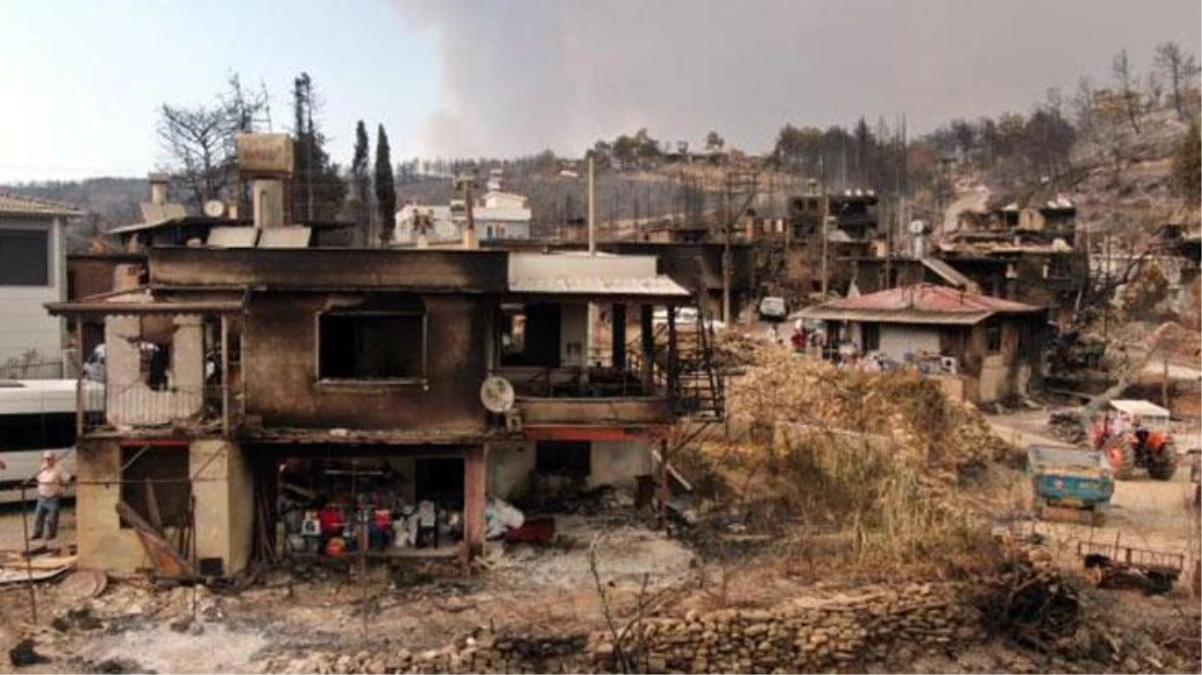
top-left (0, 414), bottom-right (1199, 674)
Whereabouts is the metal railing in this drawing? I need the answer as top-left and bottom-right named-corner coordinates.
top-left (79, 379), bottom-right (232, 434)
top-left (0, 357), bottom-right (67, 380)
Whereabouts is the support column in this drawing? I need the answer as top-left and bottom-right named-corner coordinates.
top-left (611, 303), bottom-right (626, 371)
top-left (667, 305), bottom-right (679, 400)
top-left (640, 304), bottom-right (654, 392)
top-left (462, 445), bottom-right (487, 560)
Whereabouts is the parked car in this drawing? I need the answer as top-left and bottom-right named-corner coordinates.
top-left (758, 296), bottom-right (788, 322)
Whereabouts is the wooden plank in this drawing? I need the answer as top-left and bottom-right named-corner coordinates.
top-left (144, 478), bottom-right (163, 533)
top-left (0, 555), bottom-right (78, 571)
top-left (116, 501), bottom-right (193, 579)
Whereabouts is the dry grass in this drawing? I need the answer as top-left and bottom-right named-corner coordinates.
top-left (677, 344), bottom-right (1024, 583)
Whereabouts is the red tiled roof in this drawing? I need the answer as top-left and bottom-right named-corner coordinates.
top-left (828, 284), bottom-right (1037, 314)
top-left (795, 283), bottom-right (1042, 326)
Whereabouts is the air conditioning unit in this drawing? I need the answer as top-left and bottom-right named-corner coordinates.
top-left (504, 409), bottom-right (523, 432)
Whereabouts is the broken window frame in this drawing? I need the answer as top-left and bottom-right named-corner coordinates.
top-left (315, 309), bottom-right (429, 388)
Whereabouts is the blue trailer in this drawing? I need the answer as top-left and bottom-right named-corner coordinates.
top-left (1028, 445), bottom-right (1115, 521)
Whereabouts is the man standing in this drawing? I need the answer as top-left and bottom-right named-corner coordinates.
top-left (32, 451), bottom-right (69, 540)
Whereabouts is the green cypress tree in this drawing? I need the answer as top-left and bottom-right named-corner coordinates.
top-left (374, 124), bottom-right (397, 245)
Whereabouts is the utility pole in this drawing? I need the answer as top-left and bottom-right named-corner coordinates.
top-left (820, 155), bottom-right (829, 298)
top-left (588, 155), bottom-right (596, 254)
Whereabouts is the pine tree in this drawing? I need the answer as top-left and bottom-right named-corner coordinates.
top-left (351, 121), bottom-right (371, 244)
top-left (1174, 118), bottom-right (1201, 205)
top-left (374, 124), bottom-right (397, 245)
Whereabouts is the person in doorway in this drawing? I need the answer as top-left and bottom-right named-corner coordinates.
top-left (32, 451), bottom-right (70, 540)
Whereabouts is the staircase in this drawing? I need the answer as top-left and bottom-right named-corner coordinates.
top-left (627, 304), bottom-right (725, 421)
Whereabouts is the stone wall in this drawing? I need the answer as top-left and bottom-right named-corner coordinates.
top-left (270, 582), bottom-right (984, 674)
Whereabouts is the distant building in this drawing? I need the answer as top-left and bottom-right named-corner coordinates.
top-left (394, 189), bottom-right (533, 245)
top-left (796, 283), bottom-right (1047, 404)
top-left (0, 192), bottom-right (82, 373)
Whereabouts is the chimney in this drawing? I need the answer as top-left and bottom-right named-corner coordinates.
top-left (148, 173), bottom-right (170, 206)
top-left (252, 179), bottom-right (284, 228)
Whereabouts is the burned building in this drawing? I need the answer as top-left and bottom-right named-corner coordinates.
top-left (48, 244), bottom-right (721, 575)
top-left (940, 195), bottom-right (1085, 327)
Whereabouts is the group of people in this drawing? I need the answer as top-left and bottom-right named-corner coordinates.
top-left (0, 451), bottom-right (71, 540)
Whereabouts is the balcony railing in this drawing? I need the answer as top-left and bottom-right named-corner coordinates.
top-left (79, 378), bottom-right (234, 435)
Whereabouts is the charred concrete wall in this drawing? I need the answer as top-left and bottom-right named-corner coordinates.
top-left (148, 248), bottom-right (508, 292)
top-left (243, 292), bottom-right (493, 431)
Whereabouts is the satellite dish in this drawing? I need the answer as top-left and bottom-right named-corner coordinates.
top-left (908, 220), bottom-right (926, 235)
top-left (480, 376), bottom-right (515, 413)
top-left (434, 219), bottom-right (458, 240)
top-left (203, 200), bottom-right (226, 218)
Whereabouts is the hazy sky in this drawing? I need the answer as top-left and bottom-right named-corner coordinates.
top-left (2, 0), bottom-right (1199, 182)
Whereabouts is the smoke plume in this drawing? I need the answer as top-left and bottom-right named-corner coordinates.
top-left (395, 0), bottom-right (1201, 157)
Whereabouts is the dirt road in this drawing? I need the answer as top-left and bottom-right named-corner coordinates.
top-left (988, 410), bottom-right (1200, 563)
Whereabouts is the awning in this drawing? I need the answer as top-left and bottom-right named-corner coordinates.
top-left (45, 287), bottom-right (246, 317)
top-left (508, 276), bottom-right (691, 301)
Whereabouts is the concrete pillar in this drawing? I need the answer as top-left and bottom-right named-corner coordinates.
top-left (463, 445), bottom-right (487, 559)
top-left (611, 304), bottom-right (626, 371)
top-left (191, 440), bottom-right (254, 575)
top-left (171, 315), bottom-right (205, 395)
top-left (75, 440), bottom-right (146, 572)
top-left (640, 304), bottom-right (654, 392)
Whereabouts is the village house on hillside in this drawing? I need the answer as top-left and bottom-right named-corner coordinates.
top-left (0, 192), bottom-right (82, 377)
top-left (796, 283), bottom-right (1047, 405)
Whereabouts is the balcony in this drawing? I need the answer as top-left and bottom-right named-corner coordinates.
top-left (80, 379), bottom-right (234, 436)
top-left (492, 365), bottom-right (673, 427)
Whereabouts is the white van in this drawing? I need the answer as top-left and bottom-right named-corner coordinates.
top-left (0, 379), bottom-right (98, 503)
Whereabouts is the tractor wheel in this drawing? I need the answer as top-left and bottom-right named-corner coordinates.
top-left (1147, 448), bottom-right (1179, 481)
top-left (1105, 439), bottom-right (1136, 480)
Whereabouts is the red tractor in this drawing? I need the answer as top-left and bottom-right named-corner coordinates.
top-left (1089, 400), bottom-right (1179, 481)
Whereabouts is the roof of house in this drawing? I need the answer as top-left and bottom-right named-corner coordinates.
top-left (793, 283), bottom-right (1042, 326)
top-left (0, 192), bottom-right (83, 218)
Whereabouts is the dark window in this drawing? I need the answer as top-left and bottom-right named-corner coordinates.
top-left (0, 229), bottom-right (50, 286)
top-left (535, 441), bottom-right (590, 477)
top-left (120, 445), bottom-right (191, 528)
top-left (985, 321), bottom-right (1003, 354)
top-left (861, 323), bottom-right (880, 353)
top-left (0, 412), bottom-right (76, 452)
top-left (500, 303), bottom-right (561, 367)
top-left (319, 312), bottom-right (425, 380)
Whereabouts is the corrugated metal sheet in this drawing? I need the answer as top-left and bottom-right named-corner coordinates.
top-left (921, 258), bottom-right (976, 289)
top-left (206, 226), bottom-right (260, 248)
top-left (257, 226), bottom-right (312, 248)
top-left (509, 276), bottom-right (690, 298)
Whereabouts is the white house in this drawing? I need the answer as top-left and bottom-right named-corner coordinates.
top-left (0, 193), bottom-right (82, 373)
top-left (393, 190), bottom-right (533, 245)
